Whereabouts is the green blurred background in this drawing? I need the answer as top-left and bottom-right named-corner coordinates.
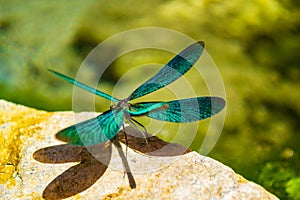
top-left (0, 1), bottom-right (299, 199)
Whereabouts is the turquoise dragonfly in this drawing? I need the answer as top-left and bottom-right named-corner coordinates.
top-left (49, 41), bottom-right (225, 146)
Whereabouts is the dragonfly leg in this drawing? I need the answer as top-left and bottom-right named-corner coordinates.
top-left (129, 118), bottom-right (151, 144)
top-left (112, 138), bottom-right (136, 188)
top-left (122, 124), bottom-right (128, 159)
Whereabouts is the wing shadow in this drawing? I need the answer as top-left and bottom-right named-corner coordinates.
top-left (122, 126), bottom-right (191, 156)
top-left (33, 143), bottom-right (111, 200)
top-left (33, 128), bottom-right (190, 199)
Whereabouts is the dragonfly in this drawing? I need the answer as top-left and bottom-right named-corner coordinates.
top-left (49, 41), bottom-right (225, 147)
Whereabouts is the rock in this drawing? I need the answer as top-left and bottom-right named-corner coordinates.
top-left (0, 100), bottom-right (278, 199)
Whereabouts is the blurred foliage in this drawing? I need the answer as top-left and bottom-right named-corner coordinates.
top-left (286, 177), bottom-right (300, 200)
top-left (0, 1), bottom-right (299, 199)
top-left (258, 160), bottom-right (300, 199)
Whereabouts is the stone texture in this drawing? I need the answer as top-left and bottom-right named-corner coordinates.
top-left (0, 100), bottom-right (278, 199)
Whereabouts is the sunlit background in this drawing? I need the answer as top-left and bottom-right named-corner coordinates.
top-left (1, 1), bottom-right (299, 199)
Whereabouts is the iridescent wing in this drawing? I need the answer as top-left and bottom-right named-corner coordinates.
top-left (131, 97), bottom-right (225, 122)
top-left (49, 69), bottom-right (120, 102)
top-left (129, 41), bottom-right (205, 100)
top-left (56, 109), bottom-right (124, 145)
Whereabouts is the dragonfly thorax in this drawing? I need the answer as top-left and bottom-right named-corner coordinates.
top-left (114, 98), bottom-right (130, 111)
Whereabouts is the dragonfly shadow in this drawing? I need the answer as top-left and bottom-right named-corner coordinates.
top-left (122, 126), bottom-right (191, 156)
top-left (33, 128), bottom-right (190, 199)
top-left (33, 143), bottom-right (112, 200)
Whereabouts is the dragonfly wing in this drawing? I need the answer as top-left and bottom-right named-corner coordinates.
top-left (132, 97), bottom-right (225, 122)
top-left (49, 69), bottom-right (120, 102)
top-left (56, 109), bottom-right (124, 146)
top-left (129, 41), bottom-right (205, 100)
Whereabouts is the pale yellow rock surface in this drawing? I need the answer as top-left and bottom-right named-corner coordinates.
top-left (0, 100), bottom-right (278, 200)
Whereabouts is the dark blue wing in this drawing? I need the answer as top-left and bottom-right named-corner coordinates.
top-left (129, 41), bottom-right (205, 100)
top-left (56, 109), bottom-right (124, 146)
top-left (131, 97), bottom-right (225, 122)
